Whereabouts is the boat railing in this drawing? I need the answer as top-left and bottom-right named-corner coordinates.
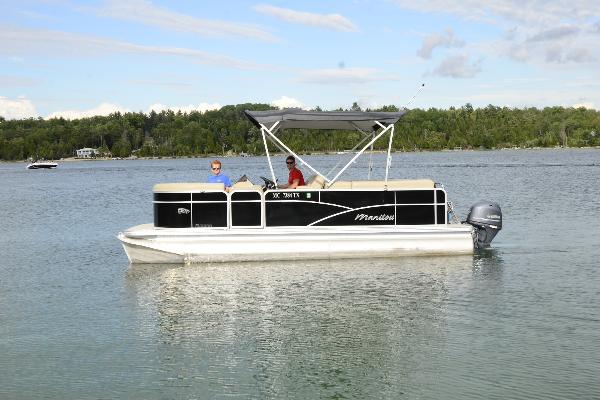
top-left (152, 180), bottom-right (446, 229)
top-left (153, 179), bottom-right (436, 193)
top-left (298, 178), bottom-right (435, 190)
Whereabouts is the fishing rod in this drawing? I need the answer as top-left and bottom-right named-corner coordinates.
top-left (377, 83), bottom-right (426, 177)
top-left (402, 83), bottom-right (425, 109)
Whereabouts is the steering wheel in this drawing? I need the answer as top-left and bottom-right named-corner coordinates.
top-left (260, 176), bottom-right (277, 190)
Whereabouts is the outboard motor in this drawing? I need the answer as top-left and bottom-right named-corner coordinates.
top-left (466, 201), bottom-right (502, 248)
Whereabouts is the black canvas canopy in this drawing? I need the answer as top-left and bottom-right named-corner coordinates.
top-left (245, 109), bottom-right (406, 132)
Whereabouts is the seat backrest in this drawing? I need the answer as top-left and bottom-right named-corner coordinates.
top-left (351, 180), bottom-right (386, 189)
top-left (305, 174), bottom-right (325, 188)
top-left (385, 179), bottom-right (435, 189)
top-left (153, 182), bottom-right (225, 192)
top-left (231, 180), bottom-right (254, 189)
top-left (328, 181), bottom-right (352, 189)
top-left (350, 179), bottom-right (435, 190)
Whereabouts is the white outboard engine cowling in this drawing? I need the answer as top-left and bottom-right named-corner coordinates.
top-left (466, 201), bottom-right (502, 248)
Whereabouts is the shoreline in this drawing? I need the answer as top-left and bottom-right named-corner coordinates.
top-left (2, 145), bottom-right (599, 164)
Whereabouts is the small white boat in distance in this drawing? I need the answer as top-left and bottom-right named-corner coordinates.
top-left (26, 161), bottom-right (58, 169)
top-left (119, 109), bottom-right (502, 264)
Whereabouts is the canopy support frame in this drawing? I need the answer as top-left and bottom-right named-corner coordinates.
top-left (260, 122), bottom-right (329, 187)
top-left (326, 123), bottom-right (394, 187)
top-left (380, 121), bottom-right (395, 187)
top-left (260, 122), bottom-right (278, 188)
top-left (256, 117), bottom-right (397, 189)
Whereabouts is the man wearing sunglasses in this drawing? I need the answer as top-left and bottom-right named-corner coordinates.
top-left (208, 159), bottom-right (232, 189)
top-left (279, 155), bottom-right (305, 189)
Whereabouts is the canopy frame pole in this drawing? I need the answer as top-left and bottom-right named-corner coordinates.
top-left (260, 123), bottom-right (329, 184)
top-left (260, 122), bottom-right (278, 188)
top-left (380, 121), bottom-right (395, 185)
top-left (367, 131), bottom-right (375, 180)
top-left (328, 122), bottom-right (393, 187)
top-left (350, 123), bottom-right (369, 136)
top-left (325, 131), bottom-right (373, 177)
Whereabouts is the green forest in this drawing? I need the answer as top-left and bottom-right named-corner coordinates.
top-left (1, 103), bottom-right (599, 161)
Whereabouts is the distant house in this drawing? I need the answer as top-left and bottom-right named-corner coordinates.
top-left (76, 148), bottom-right (98, 158)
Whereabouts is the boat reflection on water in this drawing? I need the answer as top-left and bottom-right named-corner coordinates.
top-left (472, 248), bottom-right (505, 279)
top-left (123, 255), bottom-right (504, 398)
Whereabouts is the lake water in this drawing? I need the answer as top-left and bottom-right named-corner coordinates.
top-left (1, 149), bottom-right (599, 399)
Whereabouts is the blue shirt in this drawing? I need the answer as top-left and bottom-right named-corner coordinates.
top-left (208, 173), bottom-right (232, 187)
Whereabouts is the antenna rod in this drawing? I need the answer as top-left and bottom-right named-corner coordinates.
top-left (402, 83), bottom-right (425, 109)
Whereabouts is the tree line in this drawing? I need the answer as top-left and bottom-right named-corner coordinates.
top-left (1, 103), bottom-right (598, 161)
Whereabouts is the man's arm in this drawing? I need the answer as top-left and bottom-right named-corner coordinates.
top-left (287, 178), bottom-right (300, 189)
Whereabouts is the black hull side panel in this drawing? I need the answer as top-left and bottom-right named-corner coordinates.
top-left (153, 188), bottom-right (447, 228)
top-left (266, 201), bottom-right (342, 226)
top-left (264, 189), bottom-right (445, 227)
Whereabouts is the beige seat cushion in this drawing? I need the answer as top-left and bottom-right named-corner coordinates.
top-left (153, 182), bottom-right (225, 192)
top-left (305, 174), bottom-right (326, 188)
top-left (350, 179), bottom-right (435, 190)
top-left (232, 184), bottom-right (263, 191)
top-left (231, 180), bottom-right (254, 189)
top-left (351, 180), bottom-right (386, 189)
top-left (328, 181), bottom-right (352, 189)
top-left (386, 179), bottom-right (435, 189)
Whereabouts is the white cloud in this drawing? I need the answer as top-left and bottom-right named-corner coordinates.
top-left (0, 96), bottom-right (37, 119)
top-left (0, 75), bottom-right (38, 87)
top-left (299, 67), bottom-right (397, 84)
top-left (545, 45), bottom-right (596, 63)
top-left (11, 101), bottom-right (222, 120)
top-left (507, 24), bottom-right (598, 64)
top-left (0, 26), bottom-right (264, 70)
top-left (507, 43), bottom-right (530, 62)
top-left (563, 48), bottom-right (596, 63)
top-left (46, 102), bottom-right (129, 119)
top-left (391, 0), bottom-right (599, 25)
top-left (270, 96), bottom-right (305, 109)
top-left (432, 54), bottom-right (481, 78)
top-left (417, 28), bottom-right (464, 59)
top-left (94, 0), bottom-right (278, 42)
top-left (147, 102), bottom-right (222, 113)
top-left (128, 79), bottom-right (193, 88)
top-left (572, 102), bottom-right (597, 110)
top-left (394, 0), bottom-right (600, 66)
top-left (527, 26), bottom-right (580, 42)
top-left (254, 4), bottom-right (357, 32)
top-left (454, 86), bottom-right (598, 109)
top-left (507, 35), bottom-right (597, 64)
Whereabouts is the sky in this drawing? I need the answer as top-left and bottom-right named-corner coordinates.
top-left (1, 0), bottom-right (599, 119)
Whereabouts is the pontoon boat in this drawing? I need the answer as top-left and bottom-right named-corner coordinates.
top-left (118, 109), bottom-right (502, 263)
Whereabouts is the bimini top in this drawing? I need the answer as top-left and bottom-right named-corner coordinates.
top-left (244, 109), bottom-right (406, 132)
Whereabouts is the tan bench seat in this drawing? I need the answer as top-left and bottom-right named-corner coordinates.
top-left (385, 179), bottom-right (435, 189)
top-left (327, 181), bottom-right (352, 189)
top-left (153, 182), bottom-right (225, 192)
top-left (297, 174), bottom-right (326, 189)
top-left (230, 180), bottom-right (262, 191)
top-left (350, 179), bottom-right (435, 189)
